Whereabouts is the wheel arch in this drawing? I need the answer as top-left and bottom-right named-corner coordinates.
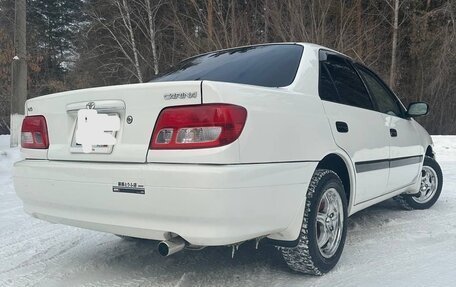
top-left (316, 152), bottom-right (356, 215)
top-left (266, 151), bottom-right (356, 246)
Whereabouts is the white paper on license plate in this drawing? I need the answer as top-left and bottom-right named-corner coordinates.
top-left (75, 109), bottom-right (120, 153)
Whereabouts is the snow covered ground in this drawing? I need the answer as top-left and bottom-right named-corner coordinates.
top-left (1, 135), bottom-right (455, 287)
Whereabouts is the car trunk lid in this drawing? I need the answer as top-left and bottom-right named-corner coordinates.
top-left (25, 81), bottom-right (202, 163)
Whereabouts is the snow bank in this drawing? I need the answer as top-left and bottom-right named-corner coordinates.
top-left (0, 134), bottom-right (10, 148)
top-left (432, 135), bottom-right (456, 162)
top-left (0, 134), bottom-right (455, 287)
top-left (0, 135), bottom-right (21, 173)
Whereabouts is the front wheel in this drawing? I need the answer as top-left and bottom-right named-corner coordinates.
top-left (394, 156), bottom-right (443, 210)
top-left (280, 169), bottom-right (348, 275)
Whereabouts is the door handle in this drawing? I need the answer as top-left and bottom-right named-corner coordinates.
top-left (336, 121), bottom-right (349, 133)
top-left (390, 128), bottom-right (398, 137)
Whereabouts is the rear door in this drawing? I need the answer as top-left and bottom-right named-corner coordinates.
top-left (319, 51), bottom-right (391, 204)
top-left (354, 64), bottom-right (423, 191)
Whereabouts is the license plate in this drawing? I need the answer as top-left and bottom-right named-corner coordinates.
top-left (70, 110), bottom-right (120, 154)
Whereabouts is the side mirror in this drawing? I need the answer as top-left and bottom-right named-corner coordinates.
top-left (406, 102), bottom-right (429, 118)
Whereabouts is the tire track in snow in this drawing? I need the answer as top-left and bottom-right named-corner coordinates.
top-left (2, 139), bottom-right (456, 287)
top-left (0, 236), bottom-right (83, 274)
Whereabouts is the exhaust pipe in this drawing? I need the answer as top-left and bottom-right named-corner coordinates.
top-left (158, 237), bottom-right (187, 257)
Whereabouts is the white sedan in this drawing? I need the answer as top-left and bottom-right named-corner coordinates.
top-left (14, 43), bottom-right (443, 275)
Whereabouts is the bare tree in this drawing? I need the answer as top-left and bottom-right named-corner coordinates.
top-left (263, 0), bottom-right (269, 42)
top-left (87, 0), bottom-right (146, 82)
top-left (356, 0), bottom-right (364, 58)
top-left (146, 0), bottom-right (162, 75)
top-left (389, 0), bottom-right (400, 88)
top-left (20, 0), bottom-right (456, 134)
top-left (116, 0), bottom-right (143, 82)
top-left (134, 0), bottom-right (164, 75)
top-left (207, 0), bottom-right (214, 42)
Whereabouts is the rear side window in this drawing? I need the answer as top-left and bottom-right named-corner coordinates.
top-left (151, 44), bottom-right (303, 87)
top-left (321, 53), bottom-right (374, 110)
top-left (319, 63), bottom-right (339, 102)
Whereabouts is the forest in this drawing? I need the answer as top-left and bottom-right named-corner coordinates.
top-left (0, 0), bottom-right (455, 134)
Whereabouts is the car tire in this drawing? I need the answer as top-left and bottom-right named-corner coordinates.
top-left (394, 156), bottom-right (443, 210)
top-left (280, 169), bottom-right (348, 275)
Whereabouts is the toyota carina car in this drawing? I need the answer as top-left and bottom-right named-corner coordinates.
top-left (14, 43), bottom-right (443, 275)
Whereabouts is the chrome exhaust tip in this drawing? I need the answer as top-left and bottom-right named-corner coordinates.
top-left (158, 237), bottom-right (186, 257)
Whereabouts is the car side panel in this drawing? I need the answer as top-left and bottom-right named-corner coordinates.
top-left (413, 120), bottom-right (434, 153)
top-left (202, 80), bottom-right (360, 241)
top-left (201, 81), bottom-right (337, 163)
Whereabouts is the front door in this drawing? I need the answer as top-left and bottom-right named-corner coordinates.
top-left (354, 64), bottom-right (423, 192)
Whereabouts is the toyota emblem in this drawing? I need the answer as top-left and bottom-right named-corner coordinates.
top-left (86, 102), bottom-right (95, 109)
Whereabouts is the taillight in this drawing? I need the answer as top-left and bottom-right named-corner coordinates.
top-left (150, 104), bottom-right (247, 149)
top-left (21, 116), bottom-right (49, 149)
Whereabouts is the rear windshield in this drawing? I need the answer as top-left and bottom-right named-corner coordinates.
top-left (150, 44), bottom-right (303, 87)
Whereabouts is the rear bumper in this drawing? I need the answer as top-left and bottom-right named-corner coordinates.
top-left (13, 160), bottom-right (317, 246)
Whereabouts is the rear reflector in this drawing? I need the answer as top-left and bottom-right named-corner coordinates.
top-left (21, 116), bottom-right (49, 149)
top-left (150, 104), bottom-right (247, 149)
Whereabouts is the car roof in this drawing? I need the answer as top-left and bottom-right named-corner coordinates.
top-left (180, 42), bottom-right (352, 63)
top-left (298, 43), bottom-right (351, 58)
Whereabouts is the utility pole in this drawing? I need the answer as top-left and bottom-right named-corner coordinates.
top-left (11, 0), bottom-right (27, 147)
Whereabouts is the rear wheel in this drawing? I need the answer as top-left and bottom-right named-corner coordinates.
top-left (280, 169), bottom-right (348, 275)
top-left (394, 156), bottom-right (443, 210)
